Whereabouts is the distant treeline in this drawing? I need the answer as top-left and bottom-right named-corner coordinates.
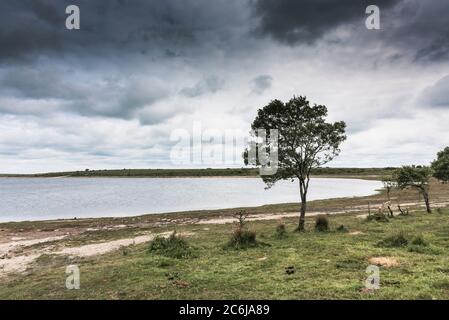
top-left (1, 167), bottom-right (396, 178)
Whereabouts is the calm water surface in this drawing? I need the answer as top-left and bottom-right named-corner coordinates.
top-left (0, 177), bottom-right (382, 222)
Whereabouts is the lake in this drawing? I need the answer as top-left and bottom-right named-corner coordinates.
top-left (0, 177), bottom-right (382, 222)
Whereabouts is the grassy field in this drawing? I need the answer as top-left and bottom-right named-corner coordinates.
top-left (0, 167), bottom-right (396, 178)
top-left (1, 209), bottom-right (448, 299)
top-left (0, 180), bottom-right (448, 300)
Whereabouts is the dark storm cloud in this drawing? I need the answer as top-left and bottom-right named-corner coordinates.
top-left (251, 0), bottom-right (400, 44)
top-left (0, 0), bottom-right (247, 62)
top-left (251, 75), bottom-right (272, 94)
top-left (390, 0), bottom-right (449, 62)
top-left (251, 0), bottom-right (449, 62)
top-left (0, 0), bottom-right (251, 123)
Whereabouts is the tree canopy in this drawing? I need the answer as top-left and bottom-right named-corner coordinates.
top-left (244, 96), bottom-right (346, 230)
top-left (431, 146), bottom-right (449, 183)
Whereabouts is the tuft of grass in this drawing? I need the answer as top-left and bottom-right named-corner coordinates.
top-left (314, 215), bottom-right (329, 232)
top-left (148, 231), bottom-right (194, 259)
top-left (226, 228), bottom-right (258, 249)
top-left (376, 232), bottom-right (408, 248)
top-left (366, 211), bottom-right (389, 222)
top-left (275, 220), bottom-right (287, 239)
top-left (410, 235), bottom-right (427, 246)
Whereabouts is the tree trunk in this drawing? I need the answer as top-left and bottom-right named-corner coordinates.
top-left (297, 179), bottom-right (307, 232)
top-left (298, 195), bottom-right (306, 231)
top-left (387, 205), bottom-right (394, 217)
top-left (423, 190), bottom-right (432, 213)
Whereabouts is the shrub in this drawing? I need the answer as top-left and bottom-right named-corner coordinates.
top-left (366, 211), bottom-right (389, 222)
top-left (275, 220), bottom-right (287, 238)
top-left (148, 231), bottom-right (193, 259)
top-left (226, 210), bottom-right (258, 249)
top-left (314, 215), bottom-right (329, 232)
top-left (376, 232), bottom-right (408, 248)
top-left (228, 228), bottom-right (257, 248)
top-left (408, 244), bottom-right (440, 255)
top-left (410, 235), bottom-right (427, 246)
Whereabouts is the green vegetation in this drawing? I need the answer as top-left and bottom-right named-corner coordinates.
top-left (393, 166), bottom-right (433, 213)
top-left (366, 211), bottom-right (389, 222)
top-left (432, 146), bottom-right (449, 183)
top-left (244, 95), bottom-right (347, 231)
top-left (376, 232), bottom-right (409, 248)
top-left (148, 231), bottom-right (194, 259)
top-left (0, 167), bottom-right (396, 178)
top-left (275, 220), bottom-right (287, 239)
top-left (225, 211), bottom-right (259, 249)
top-left (1, 208), bottom-right (449, 299)
top-left (314, 215), bottom-right (329, 232)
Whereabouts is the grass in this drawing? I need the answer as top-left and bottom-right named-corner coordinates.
top-left (1, 208), bottom-right (449, 299)
top-left (376, 232), bottom-right (409, 248)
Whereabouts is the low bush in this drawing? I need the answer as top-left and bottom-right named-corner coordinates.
top-left (225, 211), bottom-right (258, 249)
top-left (407, 235), bottom-right (437, 254)
top-left (410, 235), bottom-right (427, 246)
top-left (226, 228), bottom-right (258, 249)
top-left (376, 232), bottom-right (408, 247)
top-left (148, 231), bottom-right (194, 259)
top-left (315, 215), bottom-right (329, 232)
top-left (366, 211), bottom-right (389, 222)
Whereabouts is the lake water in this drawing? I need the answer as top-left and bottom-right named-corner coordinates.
top-left (0, 177), bottom-right (382, 222)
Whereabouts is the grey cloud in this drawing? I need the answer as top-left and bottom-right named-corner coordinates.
top-left (0, 67), bottom-right (77, 100)
top-left (180, 76), bottom-right (225, 98)
top-left (0, 66), bottom-right (171, 121)
top-left (251, 75), bottom-right (272, 94)
top-left (418, 75), bottom-right (449, 108)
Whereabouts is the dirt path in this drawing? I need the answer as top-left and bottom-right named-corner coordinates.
top-left (0, 231), bottom-right (195, 276)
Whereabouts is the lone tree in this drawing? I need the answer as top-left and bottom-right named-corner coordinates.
top-left (244, 96), bottom-right (346, 231)
top-left (431, 146), bottom-right (449, 183)
top-left (393, 165), bottom-right (432, 213)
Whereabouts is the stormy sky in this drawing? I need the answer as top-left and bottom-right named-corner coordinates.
top-left (1, 0), bottom-right (449, 173)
